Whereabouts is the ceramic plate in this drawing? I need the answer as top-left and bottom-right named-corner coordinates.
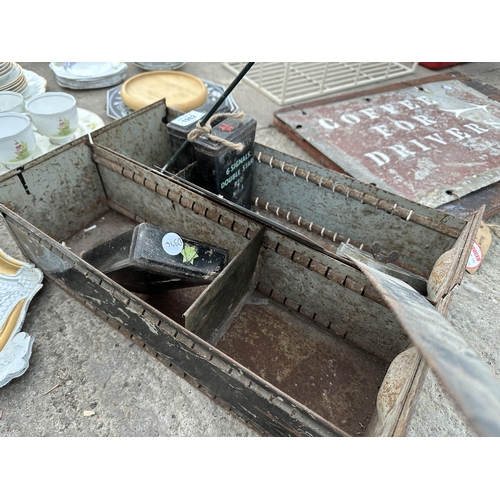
top-left (0, 108), bottom-right (104, 173)
top-left (0, 64), bottom-right (21, 90)
top-left (22, 70), bottom-right (47, 100)
top-left (50, 62), bottom-right (127, 80)
top-left (106, 79), bottom-right (239, 120)
top-left (134, 62), bottom-right (185, 71)
top-left (120, 71), bottom-right (207, 112)
top-left (0, 249), bottom-right (43, 387)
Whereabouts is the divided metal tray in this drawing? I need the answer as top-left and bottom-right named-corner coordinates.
top-left (0, 100), bottom-right (493, 436)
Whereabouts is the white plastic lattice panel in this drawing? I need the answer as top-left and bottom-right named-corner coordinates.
top-left (222, 62), bottom-right (418, 105)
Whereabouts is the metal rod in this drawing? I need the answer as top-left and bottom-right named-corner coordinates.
top-left (162, 62), bottom-right (255, 172)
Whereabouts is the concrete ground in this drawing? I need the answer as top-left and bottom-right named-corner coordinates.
top-left (1, 62), bottom-right (500, 437)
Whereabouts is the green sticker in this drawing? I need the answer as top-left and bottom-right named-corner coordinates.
top-left (180, 244), bottom-right (199, 264)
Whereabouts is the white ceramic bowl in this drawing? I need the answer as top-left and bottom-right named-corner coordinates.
top-left (25, 92), bottom-right (78, 144)
top-left (0, 112), bottom-right (37, 167)
top-left (0, 91), bottom-right (25, 113)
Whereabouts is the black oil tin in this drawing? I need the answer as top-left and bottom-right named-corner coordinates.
top-left (191, 115), bottom-right (256, 208)
top-left (81, 222), bottom-right (229, 294)
top-left (166, 102), bottom-right (230, 173)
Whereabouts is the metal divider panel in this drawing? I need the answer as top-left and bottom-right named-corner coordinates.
top-left (341, 243), bottom-right (500, 437)
top-left (184, 228), bottom-right (265, 340)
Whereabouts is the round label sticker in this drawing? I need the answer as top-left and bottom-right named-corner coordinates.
top-left (162, 232), bottom-right (184, 255)
top-left (467, 242), bottom-right (483, 269)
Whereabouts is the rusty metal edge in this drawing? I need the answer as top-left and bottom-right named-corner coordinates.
top-left (342, 247), bottom-right (500, 437)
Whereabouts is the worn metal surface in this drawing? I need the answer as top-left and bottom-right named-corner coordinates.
top-left (90, 102), bottom-right (470, 282)
top-left (274, 78), bottom-right (500, 208)
top-left (438, 180), bottom-right (500, 219)
top-left (0, 99), bottom-right (483, 437)
top-left (1, 204), bottom-right (347, 437)
top-left (340, 243), bottom-right (500, 437)
top-left (0, 138), bottom-right (107, 243)
top-left (0, 141), bottom-right (418, 436)
top-left (251, 145), bottom-right (465, 278)
top-left (216, 295), bottom-right (389, 436)
top-left (184, 228), bottom-right (264, 340)
top-left (92, 100), bottom-right (172, 168)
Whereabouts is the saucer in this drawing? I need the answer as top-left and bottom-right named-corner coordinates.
top-left (21, 70), bottom-right (47, 101)
top-left (50, 62), bottom-right (128, 89)
top-left (134, 62), bottom-right (185, 71)
top-left (0, 249), bottom-right (43, 387)
top-left (106, 78), bottom-right (239, 120)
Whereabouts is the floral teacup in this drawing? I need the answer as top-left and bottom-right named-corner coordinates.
top-left (0, 112), bottom-right (37, 167)
top-left (0, 91), bottom-right (25, 113)
top-left (25, 92), bottom-right (78, 144)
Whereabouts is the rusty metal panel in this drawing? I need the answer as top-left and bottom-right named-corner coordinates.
top-left (251, 145), bottom-right (464, 277)
top-left (92, 100), bottom-right (172, 168)
top-left (0, 138), bottom-right (107, 242)
top-left (275, 79), bottom-right (500, 208)
top-left (339, 243), bottom-right (500, 437)
top-left (0, 102), bottom-right (485, 437)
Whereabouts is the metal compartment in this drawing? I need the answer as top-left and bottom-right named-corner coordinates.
top-left (92, 101), bottom-right (473, 295)
top-left (0, 102), bottom-right (488, 436)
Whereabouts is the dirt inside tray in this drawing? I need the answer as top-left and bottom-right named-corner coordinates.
top-left (215, 292), bottom-right (390, 436)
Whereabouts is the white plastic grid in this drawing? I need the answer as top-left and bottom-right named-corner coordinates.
top-left (222, 62), bottom-right (418, 105)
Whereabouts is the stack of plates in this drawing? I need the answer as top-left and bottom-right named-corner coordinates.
top-left (49, 62), bottom-right (128, 89)
top-left (0, 62), bottom-right (28, 93)
top-left (134, 62), bottom-right (185, 71)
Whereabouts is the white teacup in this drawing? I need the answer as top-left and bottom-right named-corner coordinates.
top-left (25, 92), bottom-right (78, 145)
top-left (0, 112), bottom-right (37, 167)
top-left (0, 91), bottom-right (25, 113)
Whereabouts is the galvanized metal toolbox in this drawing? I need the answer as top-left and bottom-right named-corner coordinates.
top-left (0, 100), bottom-right (492, 436)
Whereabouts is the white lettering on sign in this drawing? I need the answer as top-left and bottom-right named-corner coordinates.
top-left (380, 104), bottom-right (399, 114)
top-left (394, 120), bottom-right (416, 131)
top-left (424, 133), bottom-right (448, 145)
top-left (318, 118), bottom-right (340, 131)
top-left (408, 139), bottom-right (432, 152)
top-left (445, 128), bottom-right (471, 140)
top-left (340, 113), bottom-right (361, 125)
top-left (398, 100), bottom-right (421, 110)
top-left (314, 88), bottom-right (500, 170)
top-left (463, 123), bottom-right (489, 134)
top-left (364, 151), bottom-right (390, 166)
top-left (359, 108), bottom-right (379, 119)
top-left (387, 144), bottom-right (416, 159)
top-left (162, 232), bottom-right (184, 255)
top-left (370, 124), bottom-right (393, 138)
top-left (412, 115), bottom-right (438, 126)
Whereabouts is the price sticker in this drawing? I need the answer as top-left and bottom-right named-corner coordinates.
top-left (162, 232), bottom-right (184, 255)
